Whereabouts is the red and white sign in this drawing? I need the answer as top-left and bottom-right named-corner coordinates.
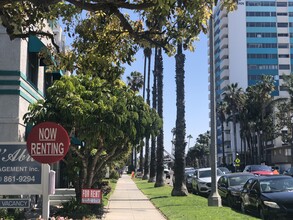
top-left (81, 189), bottom-right (102, 204)
top-left (26, 122), bottom-right (70, 164)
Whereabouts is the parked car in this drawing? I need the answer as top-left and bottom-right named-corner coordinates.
top-left (218, 166), bottom-right (231, 174)
top-left (283, 167), bottom-right (293, 177)
top-left (218, 172), bottom-right (254, 208)
top-left (243, 164), bottom-right (274, 175)
top-left (184, 168), bottom-right (196, 192)
top-left (240, 175), bottom-right (293, 220)
top-left (164, 168), bottom-right (171, 179)
top-left (191, 167), bottom-right (223, 195)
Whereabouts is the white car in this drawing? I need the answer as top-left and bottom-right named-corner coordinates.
top-left (191, 167), bottom-right (223, 195)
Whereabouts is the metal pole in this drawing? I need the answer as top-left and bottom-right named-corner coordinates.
top-left (208, 12), bottom-right (222, 207)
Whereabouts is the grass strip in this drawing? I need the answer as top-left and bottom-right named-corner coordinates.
top-left (135, 178), bottom-right (258, 220)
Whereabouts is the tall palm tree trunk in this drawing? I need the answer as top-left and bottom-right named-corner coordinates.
top-left (149, 47), bottom-right (158, 183)
top-left (171, 32), bottom-right (188, 196)
top-left (143, 48), bottom-right (152, 180)
top-left (232, 110), bottom-right (237, 161)
top-left (221, 122), bottom-right (226, 165)
top-left (139, 51), bottom-right (148, 173)
top-left (155, 47), bottom-right (165, 187)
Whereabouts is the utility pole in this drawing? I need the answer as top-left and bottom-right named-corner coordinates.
top-left (208, 12), bottom-right (222, 207)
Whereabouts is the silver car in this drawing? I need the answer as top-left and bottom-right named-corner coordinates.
top-left (191, 167), bottom-right (223, 195)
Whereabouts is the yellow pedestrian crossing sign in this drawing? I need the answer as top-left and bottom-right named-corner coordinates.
top-left (234, 158), bottom-right (240, 166)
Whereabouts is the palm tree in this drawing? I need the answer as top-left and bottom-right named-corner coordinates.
top-left (222, 83), bottom-right (243, 161)
top-left (217, 101), bottom-right (227, 166)
top-left (186, 134), bottom-right (193, 152)
top-left (245, 75), bottom-right (277, 163)
top-left (171, 0), bottom-right (188, 195)
top-left (139, 50), bottom-right (148, 174)
top-left (154, 47), bottom-right (165, 187)
top-left (127, 71), bottom-right (144, 171)
top-left (149, 47), bottom-right (158, 183)
top-left (126, 71), bottom-right (144, 92)
top-left (143, 47), bottom-right (152, 180)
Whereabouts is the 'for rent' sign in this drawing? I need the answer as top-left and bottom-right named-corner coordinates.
top-left (26, 122), bottom-right (70, 164)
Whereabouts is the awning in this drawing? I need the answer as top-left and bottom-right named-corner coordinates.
top-left (29, 35), bottom-right (57, 67)
top-left (28, 35), bottom-right (45, 53)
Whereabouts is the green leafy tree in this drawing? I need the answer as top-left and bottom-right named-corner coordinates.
top-left (0, 0), bottom-right (238, 53)
top-left (24, 75), bottom-right (162, 202)
top-left (127, 71), bottom-right (144, 93)
top-left (186, 132), bottom-right (210, 168)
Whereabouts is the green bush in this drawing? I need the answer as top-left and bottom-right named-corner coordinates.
top-left (53, 198), bottom-right (103, 219)
top-left (109, 170), bottom-right (119, 179)
top-left (0, 208), bottom-right (25, 220)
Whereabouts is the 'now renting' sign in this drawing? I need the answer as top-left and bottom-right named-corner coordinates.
top-left (26, 122), bottom-right (70, 164)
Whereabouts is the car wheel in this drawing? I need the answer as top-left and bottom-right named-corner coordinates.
top-left (240, 200), bottom-right (246, 214)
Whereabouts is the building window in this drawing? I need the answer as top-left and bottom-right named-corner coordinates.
top-left (277, 23), bottom-right (288, 27)
top-left (28, 52), bottom-right (39, 87)
top-left (278, 43), bottom-right (289, 48)
top-left (285, 149), bottom-right (291, 156)
top-left (247, 22), bottom-right (276, 27)
top-left (246, 12), bottom-right (276, 17)
top-left (246, 1), bottom-right (275, 6)
top-left (277, 2), bottom-right (287, 7)
top-left (248, 64), bottom-right (278, 70)
top-left (279, 33), bottom-right (288, 37)
top-left (248, 54), bottom-right (277, 59)
top-left (247, 43), bottom-right (277, 48)
top-left (279, 54), bottom-right (289, 58)
top-left (279, 64), bottom-right (290, 70)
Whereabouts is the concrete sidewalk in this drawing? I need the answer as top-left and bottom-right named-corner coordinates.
top-left (104, 174), bottom-right (167, 220)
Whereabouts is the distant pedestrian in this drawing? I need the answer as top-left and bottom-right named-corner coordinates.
top-left (131, 171), bottom-right (135, 178)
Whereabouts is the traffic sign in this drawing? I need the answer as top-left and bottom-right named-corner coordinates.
top-left (26, 122), bottom-right (70, 164)
top-left (234, 158), bottom-right (240, 164)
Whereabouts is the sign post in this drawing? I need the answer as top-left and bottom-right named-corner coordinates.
top-left (26, 122), bottom-right (70, 218)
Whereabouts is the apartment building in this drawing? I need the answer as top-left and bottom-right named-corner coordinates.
top-left (0, 22), bottom-right (67, 186)
top-left (209, 0), bottom-right (293, 171)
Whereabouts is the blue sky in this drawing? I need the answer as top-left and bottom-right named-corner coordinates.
top-left (124, 32), bottom-right (210, 154)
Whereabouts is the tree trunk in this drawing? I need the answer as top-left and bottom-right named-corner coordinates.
top-left (171, 41), bottom-right (188, 196)
top-left (143, 48), bottom-right (152, 180)
top-left (140, 51), bottom-right (148, 173)
top-left (155, 47), bottom-right (164, 187)
top-left (221, 122), bottom-right (226, 165)
top-left (149, 48), bottom-right (157, 183)
top-left (232, 110), bottom-right (237, 161)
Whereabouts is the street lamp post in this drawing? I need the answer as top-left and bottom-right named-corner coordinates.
top-left (208, 13), bottom-right (221, 207)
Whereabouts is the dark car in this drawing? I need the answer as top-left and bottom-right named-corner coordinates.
top-left (218, 172), bottom-right (254, 208)
top-left (185, 168), bottom-right (196, 192)
top-left (283, 167), bottom-right (293, 177)
top-left (240, 175), bottom-right (293, 220)
top-left (243, 164), bottom-right (274, 175)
